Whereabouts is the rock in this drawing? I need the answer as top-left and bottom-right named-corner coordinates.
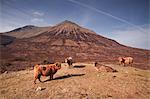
top-left (62, 88), bottom-right (68, 93)
top-left (36, 87), bottom-right (42, 92)
top-left (35, 87), bottom-right (46, 92)
top-left (97, 74), bottom-right (100, 77)
top-left (3, 71), bottom-right (8, 74)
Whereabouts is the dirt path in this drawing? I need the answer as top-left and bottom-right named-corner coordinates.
top-left (0, 63), bottom-right (150, 99)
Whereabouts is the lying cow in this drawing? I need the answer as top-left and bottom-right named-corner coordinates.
top-left (95, 62), bottom-right (117, 72)
top-left (118, 57), bottom-right (133, 66)
top-left (65, 57), bottom-right (73, 68)
top-left (33, 62), bottom-right (61, 84)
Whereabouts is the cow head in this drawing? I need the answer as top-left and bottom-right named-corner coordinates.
top-left (55, 62), bottom-right (61, 69)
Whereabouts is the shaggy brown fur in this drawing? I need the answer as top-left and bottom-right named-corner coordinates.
top-left (33, 62), bottom-right (61, 84)
top-left (65, 57), bottom-right (73, 68)
top-left (95, 62), bottom-right (117, 72)
top-left (118, 57), bottom-right (133, 66)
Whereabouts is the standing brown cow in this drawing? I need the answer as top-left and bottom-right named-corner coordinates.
top-left (65, 57), bottom-right (73, 68)
top-left (33, 62), bottom-right (61, 84)
top-left (118, 57), bottom-right (133, 66)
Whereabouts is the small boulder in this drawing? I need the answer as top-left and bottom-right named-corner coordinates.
top-left (36, 87), bottom-right (42, 92)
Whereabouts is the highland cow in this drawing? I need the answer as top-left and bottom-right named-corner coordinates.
top-left (118, 57), bottom-right (133, 66)
top-left (65, 57), bottom-right (73, 68)
top-left (33, 62), bottom-right (61, 84)
top-left (95, 62), bottom-right (117, 72)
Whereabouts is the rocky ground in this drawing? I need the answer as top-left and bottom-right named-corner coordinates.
top-left (0, 63), bottom-right (149, 99)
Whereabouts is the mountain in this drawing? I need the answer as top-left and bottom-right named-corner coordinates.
top-left (0, 20), bottom-right (149, 73)
top-left (3, 25), bottom-right (51, 39)
top-left (26, 20), bottom-right (120, 47)
top-left (0, 34), bottom-right (16, 47)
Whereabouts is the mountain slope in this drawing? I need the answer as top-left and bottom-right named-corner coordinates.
top-left (3, 25), bottom-right (51, 39)
top-left (0, 34), bottom-right (16, 47)
top-left (0, 20), bottom-right (149, 73)
top-left (23, 20), bottom-right (121, 49)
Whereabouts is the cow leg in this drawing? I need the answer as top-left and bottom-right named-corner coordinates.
top-left (71, 63), bottom-right (73, 68)
top-left (68, 64), bottom-right (71, 68)
top-left (34, 76), bottom-right (37, 84)
top-left (69, 63), bottom-right (73, 69)
top-left (69, 65), bottom-right (72, 69)
top-left (120, 61), bottom-right (123, 66)
top-left (130, 63), bottom-right (132, 67)
top-left (51, 75), bottom-right (54, 80)
top-left (38, 74), bottom-right (42, 82)
top-left (123, 63), bottom-right (125, 67)
top-left (69, 65), bottom-right (71, 68)
top-left (119, 62), bottom-right (121, 65)
top-left (67, 61), bottom-right (71, 69)
top-left (34, 73), bottom-right (39, 84)
top-left (68, 63), bottom-right (70, 68)
top-left (50, 75), bottom-right (53, 80)
top-left (50, 75), bottom-right (52, 80)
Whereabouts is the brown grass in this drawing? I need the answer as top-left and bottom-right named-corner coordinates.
top-left (0, 63), bottom-right (149, 99)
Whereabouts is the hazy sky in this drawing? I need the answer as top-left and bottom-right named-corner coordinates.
top-left (0, 0), bottom-right (149, 49)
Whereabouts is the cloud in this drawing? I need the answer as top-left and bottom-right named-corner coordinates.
top-left (30, 18), bottom-right (50, 26)
top-left (108, 26), bottom-right (150, 49)
top-left (32, 11), bottom-right (44, 17)
top-left (0, 20), bottom-right (23, 32)
top-left (31, 18), bottom-right (44, 23)
top-left (30, 10), bottom-right (47, 25)
top-left (0, 25), bottom-right (17, 32)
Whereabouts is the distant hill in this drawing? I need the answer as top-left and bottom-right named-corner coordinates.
top-left (2, 25), bottom-right (51, 38)
top-left (0, 34), bottom-right (16, 47)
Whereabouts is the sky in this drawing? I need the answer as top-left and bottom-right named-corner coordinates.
top-left (0, 0), bottom-right (149, 49)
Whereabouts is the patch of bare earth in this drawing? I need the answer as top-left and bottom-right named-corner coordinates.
top-left (0, 63), bottom-right (149, 99)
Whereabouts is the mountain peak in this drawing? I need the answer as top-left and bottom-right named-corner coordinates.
top-left (23, 25), bottom-right (36, 28)
top-left (56, 20), bottom-right (80, 29)
top-left (48, 20), bottom-right (96, 36)
top-left (62, 20), bottom-right (76, 24)
top-left (7, 25), bottom-right (36, 33)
